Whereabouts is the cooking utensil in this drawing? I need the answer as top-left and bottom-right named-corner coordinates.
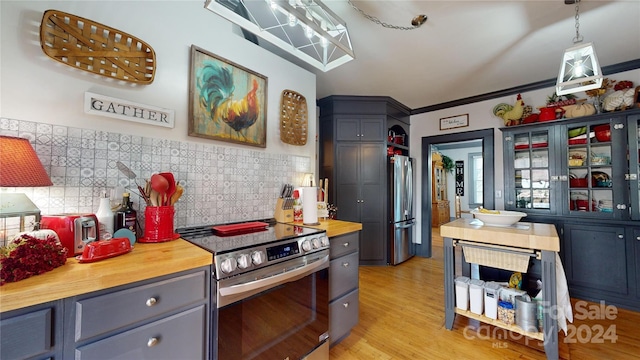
top-left (116, 161), bottom-right (149, 204)
top-left (159, 172), bottom-right (176, 206)
top-left (170, 184), bottom-right (184, 205)
top-left (150, 174), bottom-right (169, 205)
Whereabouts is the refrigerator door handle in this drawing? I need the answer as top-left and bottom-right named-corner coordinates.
top-left (395, 221), bottom-right (415, 229)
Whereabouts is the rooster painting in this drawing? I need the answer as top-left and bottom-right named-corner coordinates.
top-left (190, 47), bottom-right (266, 147)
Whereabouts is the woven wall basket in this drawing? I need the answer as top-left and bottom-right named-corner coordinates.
top-left (280, 90), bottom-right (308, 146)
top-left (39, 9), bottom-right (156, 84)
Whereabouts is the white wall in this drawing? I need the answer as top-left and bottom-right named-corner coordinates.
top-left (438, 146), bottom-right (482, 217)
top-left (0, 1), bottom-right (316, 160)
top-left (410, 68), bottom-right (640, 244)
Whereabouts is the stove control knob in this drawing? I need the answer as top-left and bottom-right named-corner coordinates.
top-left (311, 237), bottom-right (320, 249)
top-left (237, 253), bottom-right (251, 269)
top-left (301, 239), bottom-right (312, 252)
top-left (320, 235), bottom-right (330, 247)
top-left (220, 257), bottom-right (237, 274)
top-left (251, 250), bottom-right (266, 265)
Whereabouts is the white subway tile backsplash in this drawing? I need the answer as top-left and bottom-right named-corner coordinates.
top-left (1, 118), bottom-right (311, 229)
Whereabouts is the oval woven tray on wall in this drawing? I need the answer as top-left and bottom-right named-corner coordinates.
top-left (280, 90), bottom-right (308, 146)
top-left (39, 9), bottom-right (156, 84)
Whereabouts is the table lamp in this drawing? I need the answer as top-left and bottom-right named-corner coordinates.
top-left (0, 135), bottom-right (53, 244)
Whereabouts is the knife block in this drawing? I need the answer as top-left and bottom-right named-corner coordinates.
top-left (274, 198), bottom-right (294, 223)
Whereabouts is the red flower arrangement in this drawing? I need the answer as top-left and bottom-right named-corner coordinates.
top-left (1, 234), bottom-right (67, 285)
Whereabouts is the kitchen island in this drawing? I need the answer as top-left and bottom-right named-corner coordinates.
top-left (440, 218), bottom-right (560, 360)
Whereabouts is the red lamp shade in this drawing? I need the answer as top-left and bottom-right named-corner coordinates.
top-left (0, 136), bottom-right (53, 187)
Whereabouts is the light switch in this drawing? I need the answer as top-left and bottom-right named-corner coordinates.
top-left (495, 190), bottom-right (502, 198)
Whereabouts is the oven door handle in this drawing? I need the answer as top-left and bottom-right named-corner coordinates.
top-left (219, 255), bottom-right (329, 298)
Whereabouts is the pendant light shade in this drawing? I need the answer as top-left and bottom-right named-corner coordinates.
top-left (555, 0), bottom-right (603, 96)
top-left (556, 42), bottom-right (602, 96)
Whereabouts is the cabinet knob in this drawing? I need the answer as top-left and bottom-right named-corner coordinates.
top-left (636, 236), bottom-right (640, 241)
top-left (616, 204), bottom-right (627, 210)
top-left (343, 302), bottom-right (350, 308)
top-left (342, 262), bottom-right (350, 267)
top-left (613, 123), bottom-right (624, 130)
top-left (146, 297), bottom-right (157, 307)
top-left (343, 242), bottom-right (350, 247)
top-left (618, 234), bottom-right (624, 239)
top-left (147, 337), bottom-right (159, 347)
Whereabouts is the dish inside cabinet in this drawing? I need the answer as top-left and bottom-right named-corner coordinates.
top-left (569, 149), bottom-right (587, 167)
top-left (514, 134), bottom-right (530, 150)
top-left (531, 149), bottom-right (548, 167)
top-left (514, 152), bottom-right (530, 168)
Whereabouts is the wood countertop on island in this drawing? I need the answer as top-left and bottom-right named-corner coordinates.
top-left (295, 219), bottom-right (362, 238)
top-left (0, 239), bottom-right (212, 313)
top-left (439, 218), bottom-right (559, 252)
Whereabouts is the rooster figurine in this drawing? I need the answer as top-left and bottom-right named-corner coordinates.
top-left (493, 94), bottom-right (525, 126)
top-left (196, 62), bottom-right (262, 142)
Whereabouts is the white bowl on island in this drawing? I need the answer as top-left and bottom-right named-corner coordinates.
top-left (470, 209), bottom-right (527, 227)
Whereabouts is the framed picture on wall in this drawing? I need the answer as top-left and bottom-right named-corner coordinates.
top-left (188, 45), bottom-right (268, 147)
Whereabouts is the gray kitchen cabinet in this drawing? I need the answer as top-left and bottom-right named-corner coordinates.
top-left (635, 228), bottom-right (640, 301)
top-left (63, 266), bottom-right (210, 359)
top-left (0, 300), bottom-right (63, 360)
top-left (562, 223), bottom-right (630, 297)
top-left (74, 305), bottom-right (206, 360)
top-left (335, 141), bottom-right (386, 264)
top-left (335, 116), bottom-right (385, 142)
top-left (319, 95), bottom-right (411, 265)
top-left (329, 231), bottom-right (360, 346)
top-left (501, 109), bottom-right (640, 312)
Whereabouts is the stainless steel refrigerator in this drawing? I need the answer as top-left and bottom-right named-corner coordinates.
top-left (388, 155), bottom-right (415, 265)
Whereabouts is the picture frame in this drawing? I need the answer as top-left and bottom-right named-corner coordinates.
top-left (440, 114), bottom-right (469, 131)
top-left (188, 45), bottom-right (267, 147)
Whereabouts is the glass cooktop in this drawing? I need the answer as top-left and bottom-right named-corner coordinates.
top-left (177, 220), bottom-right (325, 254)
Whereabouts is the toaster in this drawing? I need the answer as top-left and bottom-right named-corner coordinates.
top-left (40, 214), bottom-right (99, 257)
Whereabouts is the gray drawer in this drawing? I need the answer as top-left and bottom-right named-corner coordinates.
top-left (0, 307), bottom-right (53, 360)
top-left (329, 289), bottom-right (359, 345)
top-left (329, 251), bottom-right (358, 299)
top-left (75, 305), bottom-right (206, 360)
top-left (330, 232), bottom-right (359, 259)
top-left (74, 270), bottom-right (206, 342)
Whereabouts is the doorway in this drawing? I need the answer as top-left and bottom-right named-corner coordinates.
top-left (417, 128), bottom-right (495, 258)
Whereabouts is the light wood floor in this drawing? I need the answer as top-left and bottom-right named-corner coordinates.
top-left (329, 228), bottom-right (640, 360)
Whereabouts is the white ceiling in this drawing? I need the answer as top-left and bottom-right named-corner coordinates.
top-left (301, 0), bottom-right (640, 110)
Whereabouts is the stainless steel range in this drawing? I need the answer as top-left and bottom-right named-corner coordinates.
top-left (178, 220), bottom-right (330, 360)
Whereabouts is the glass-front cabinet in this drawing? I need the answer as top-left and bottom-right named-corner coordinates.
top-left (502, 109), bottom-right (640, 220)
top-left (503, 127), bottom-right (558, 214)
top-left (630, 113), bottom-right (640, 220)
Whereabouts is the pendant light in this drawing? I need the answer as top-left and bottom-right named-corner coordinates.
top-left (555, 0), bottom-right (602, 96)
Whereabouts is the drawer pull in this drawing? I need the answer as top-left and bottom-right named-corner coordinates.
top-left (146, 297), bottom-right (158, 307)
top-left (343, 302), bottom-right (350, 308)
top-left (343, 242), bottom-right (350, 247)
top-left (147, 337), bottom-right (159, 347)
top-left (342, 262), bottom-right (349, 267)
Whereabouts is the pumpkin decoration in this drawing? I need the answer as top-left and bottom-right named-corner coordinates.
top-left (563, 103), bottom-right (596, 118)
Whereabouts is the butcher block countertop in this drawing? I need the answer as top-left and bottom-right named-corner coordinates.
top-left (0, 239), bottom-right (212, 313)
top-left (439, 218), bottom-right (559, 252)
top-left (296, 219), bottom-right (362, 238)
